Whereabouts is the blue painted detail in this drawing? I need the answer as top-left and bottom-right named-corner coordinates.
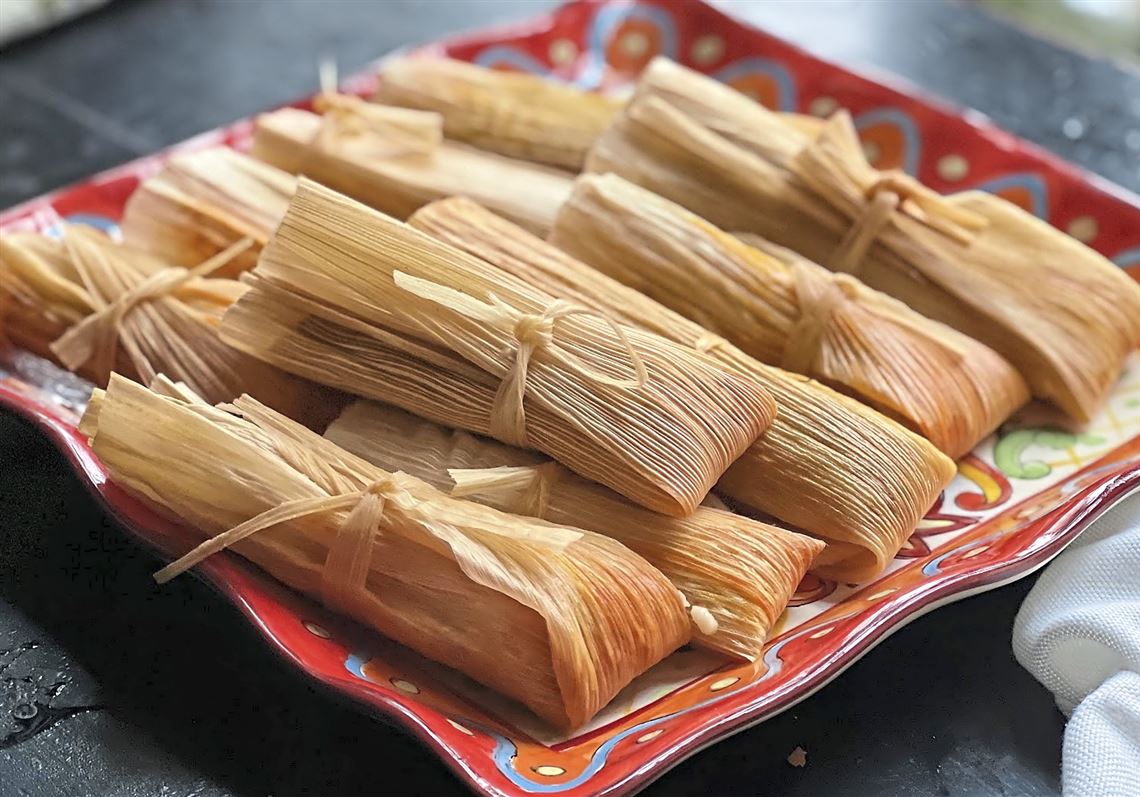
top-left (973, 173), bottom-right (1049, 218)
top-left (340, 616), bottom-right (849, 792)
top-left (472, 46), bottom-right (551, 75)
top-left (1111, 246), bottom-right (1140, 270)
top-left (64, 213), bottom-right (120, 236)
top-left (578, 4), bottom-right (678, 89)
top-left (853, 108), bottom-right (922, 176)
top-left (712, 57), bottom-right (797, 111)
top-left (344, 652), bottom-right (369, 680)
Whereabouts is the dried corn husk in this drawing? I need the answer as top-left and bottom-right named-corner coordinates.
top-left (594, 58), bottom-right (1140, 421)
top-left (325, 398), bottom-right (824, 660)
top-left (1, 230), bottom-right (96, 360)
top-left (0, 225), bottom-right (338, 425)
top-left (250, 102), bottom-right (571, 236)
top-left (84, 374), bottom-right (689, 729)
top-left (120, 147), bottom-right (296, 274)
top-left (220, 179), bottom-right (776, 516)
top-left (311, 91), bottom-right (444, 158)
top-left (374, 57), bottom-right (624, 170)
top-left (551, 174), bottom-right (1029, 457)
top-left (408, 197), bottom-right (957, 581)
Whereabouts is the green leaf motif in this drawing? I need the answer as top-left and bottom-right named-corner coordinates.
top-left (993, 428), bottom-right (1106, 480)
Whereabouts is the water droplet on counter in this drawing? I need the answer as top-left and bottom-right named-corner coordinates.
top-left (12, 703), bottom-right (37, 720)
top-left (1062, 117), bottom-right (1086, 140)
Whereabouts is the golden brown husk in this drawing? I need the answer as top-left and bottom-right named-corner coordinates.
top-left (120, 147), bottom-right (295, 274)
top-left (84, 375), bottom-right (690, 729)
top-left (250, 102), bottom-right (572, 236)
top-left (374, 57), bottom-right (624, 170)
top-left (0, 226), bottom-right (339, 426)
top-left (220, 179), bottom-right (777, 516)
top-left (551, 174), bottom-right (1029, 457)
top-left (592, 57), bottom-right (1140, 421)
top-left (325, 398), bottom-right (824, 660)
top-left (408, 197), bottom-right (957, 582)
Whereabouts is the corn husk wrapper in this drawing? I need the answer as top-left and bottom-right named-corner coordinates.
top-left (594, 58), bottom-right (1140, 421)
top-left (551, 174), bottom-right (1029, 458)
top-left (0, 225), bottom-right (336, 424)
top-left (120, 147), bottom-right (295, 274)
top-left (1, 230), bottom-right (97, 361)
top-left (326, 398), bottom-right (824, 660)
top-left (83, 375), bottom-right (689, 729)
top-left (407, 197), bottom-right (956, 582)
top-left (373, 57), bottom-right (624, 171)
top-left (250, 103), bottom-right (572, 237)
top-left (220, 180), bottom-right (776, 516)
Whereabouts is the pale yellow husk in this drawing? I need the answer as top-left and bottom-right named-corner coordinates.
top-left (551, 173), bottom-right (1029, 458)
top-left (250, 101), bottom-right (572, 236)
top-left (407, 197), bottom-right (957, 582)
top-left (593, 57), bottom-right (1140, 421)
top-left (219, 179), bottom-right (777, 517)
top-left (84, 374), bottom-right (690, 730)
top-left (0, 225), bottom-right (335, 424)
top-left (119, 147), bottom-right (296, 274)
top-left (374, 57), bottom-right (624, 170)
top-left (325, 398), bottom-right (824, 660)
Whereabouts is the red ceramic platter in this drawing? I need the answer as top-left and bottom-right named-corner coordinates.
top-left (2, 2), bottom-right (1139, 795)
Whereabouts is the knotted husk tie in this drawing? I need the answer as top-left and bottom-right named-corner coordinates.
top-left (310, 91), bottom-right (442, 161)
top-left (448, 461), bottom-right (563, 518)
top-left (50, 237), bottom-right (253, 380)
top-left (393, 271), bottom-right (649, 448)
top-left (154, 477), bottom-right (399, 617)
top-left (781, 262), bottom-right (855, 373)
top-left (792, 112), bottom-right (987, 274)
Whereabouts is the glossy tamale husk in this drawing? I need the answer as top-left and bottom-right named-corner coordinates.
top-left (593, 57), bottom-right (1140, 421)
top-left (250, 101), bottom-right (572, 236)
top-left (0, 225), bottom-right (340, 427)
top-left (84, 375), bottom-right (690, 729)
top-left (373, 57), bottom-right (624, 170)
top-left (119, 147), bottom-right (296, 275)
top-left (407, 197), bottom-right (957, 582)
top-left (219, 179), bottom-right (777, 517)
top-left (551, 173), bottom-right (1029, 458)
top-left (324, 398), bottom-right (824, 660)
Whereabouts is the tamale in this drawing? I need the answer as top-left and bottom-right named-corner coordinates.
top-left (120, 147), bottom-right (295, 274)
top-left (250, 101), bottom-right (572, 236)
top-left (551, 173), bottom-right (1029, 458)
top-left (1, 231), bottom-right (96, 361)
top-left (408, 197), bottom-right (957, 582)
top-left (592, 57), bottom-right (1140, 421)
top-left (220, 179), bottom-right (777, 516)
top-left (84, 375), bottom-right (690, 729)
top-left (373, 57), bottom-right (624, 170)
top-left (0, 225), bottom-right (338, 426)
top-left (325, 398), bottom-right (824, 660)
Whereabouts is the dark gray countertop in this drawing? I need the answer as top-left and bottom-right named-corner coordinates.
top-left (1, 1), bottom-right (1136, 795)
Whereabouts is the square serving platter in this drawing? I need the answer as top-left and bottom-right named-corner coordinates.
top-left (2, 1), bottom-right (1139, 795)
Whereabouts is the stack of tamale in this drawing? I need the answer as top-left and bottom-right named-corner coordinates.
top-left (407, 197), bottom-right (957, 581)
top-left (550, 173), bottom-right (1029, 458)
top-left (325, 398), bottom-right (824, 661)
top-left (220, 179), bottom-right (778, 517)
top-left (587, 57), bottom-right (1140, 421)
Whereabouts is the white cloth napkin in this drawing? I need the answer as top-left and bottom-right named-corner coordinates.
top-left (1013, 489), bottom-right (1140, 797)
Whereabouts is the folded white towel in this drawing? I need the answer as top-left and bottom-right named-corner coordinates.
top-left (1013, 489), bottom-right (1140, 797)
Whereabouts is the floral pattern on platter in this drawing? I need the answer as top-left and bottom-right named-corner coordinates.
top-left (2, 1), bottom-right (1139, 796)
